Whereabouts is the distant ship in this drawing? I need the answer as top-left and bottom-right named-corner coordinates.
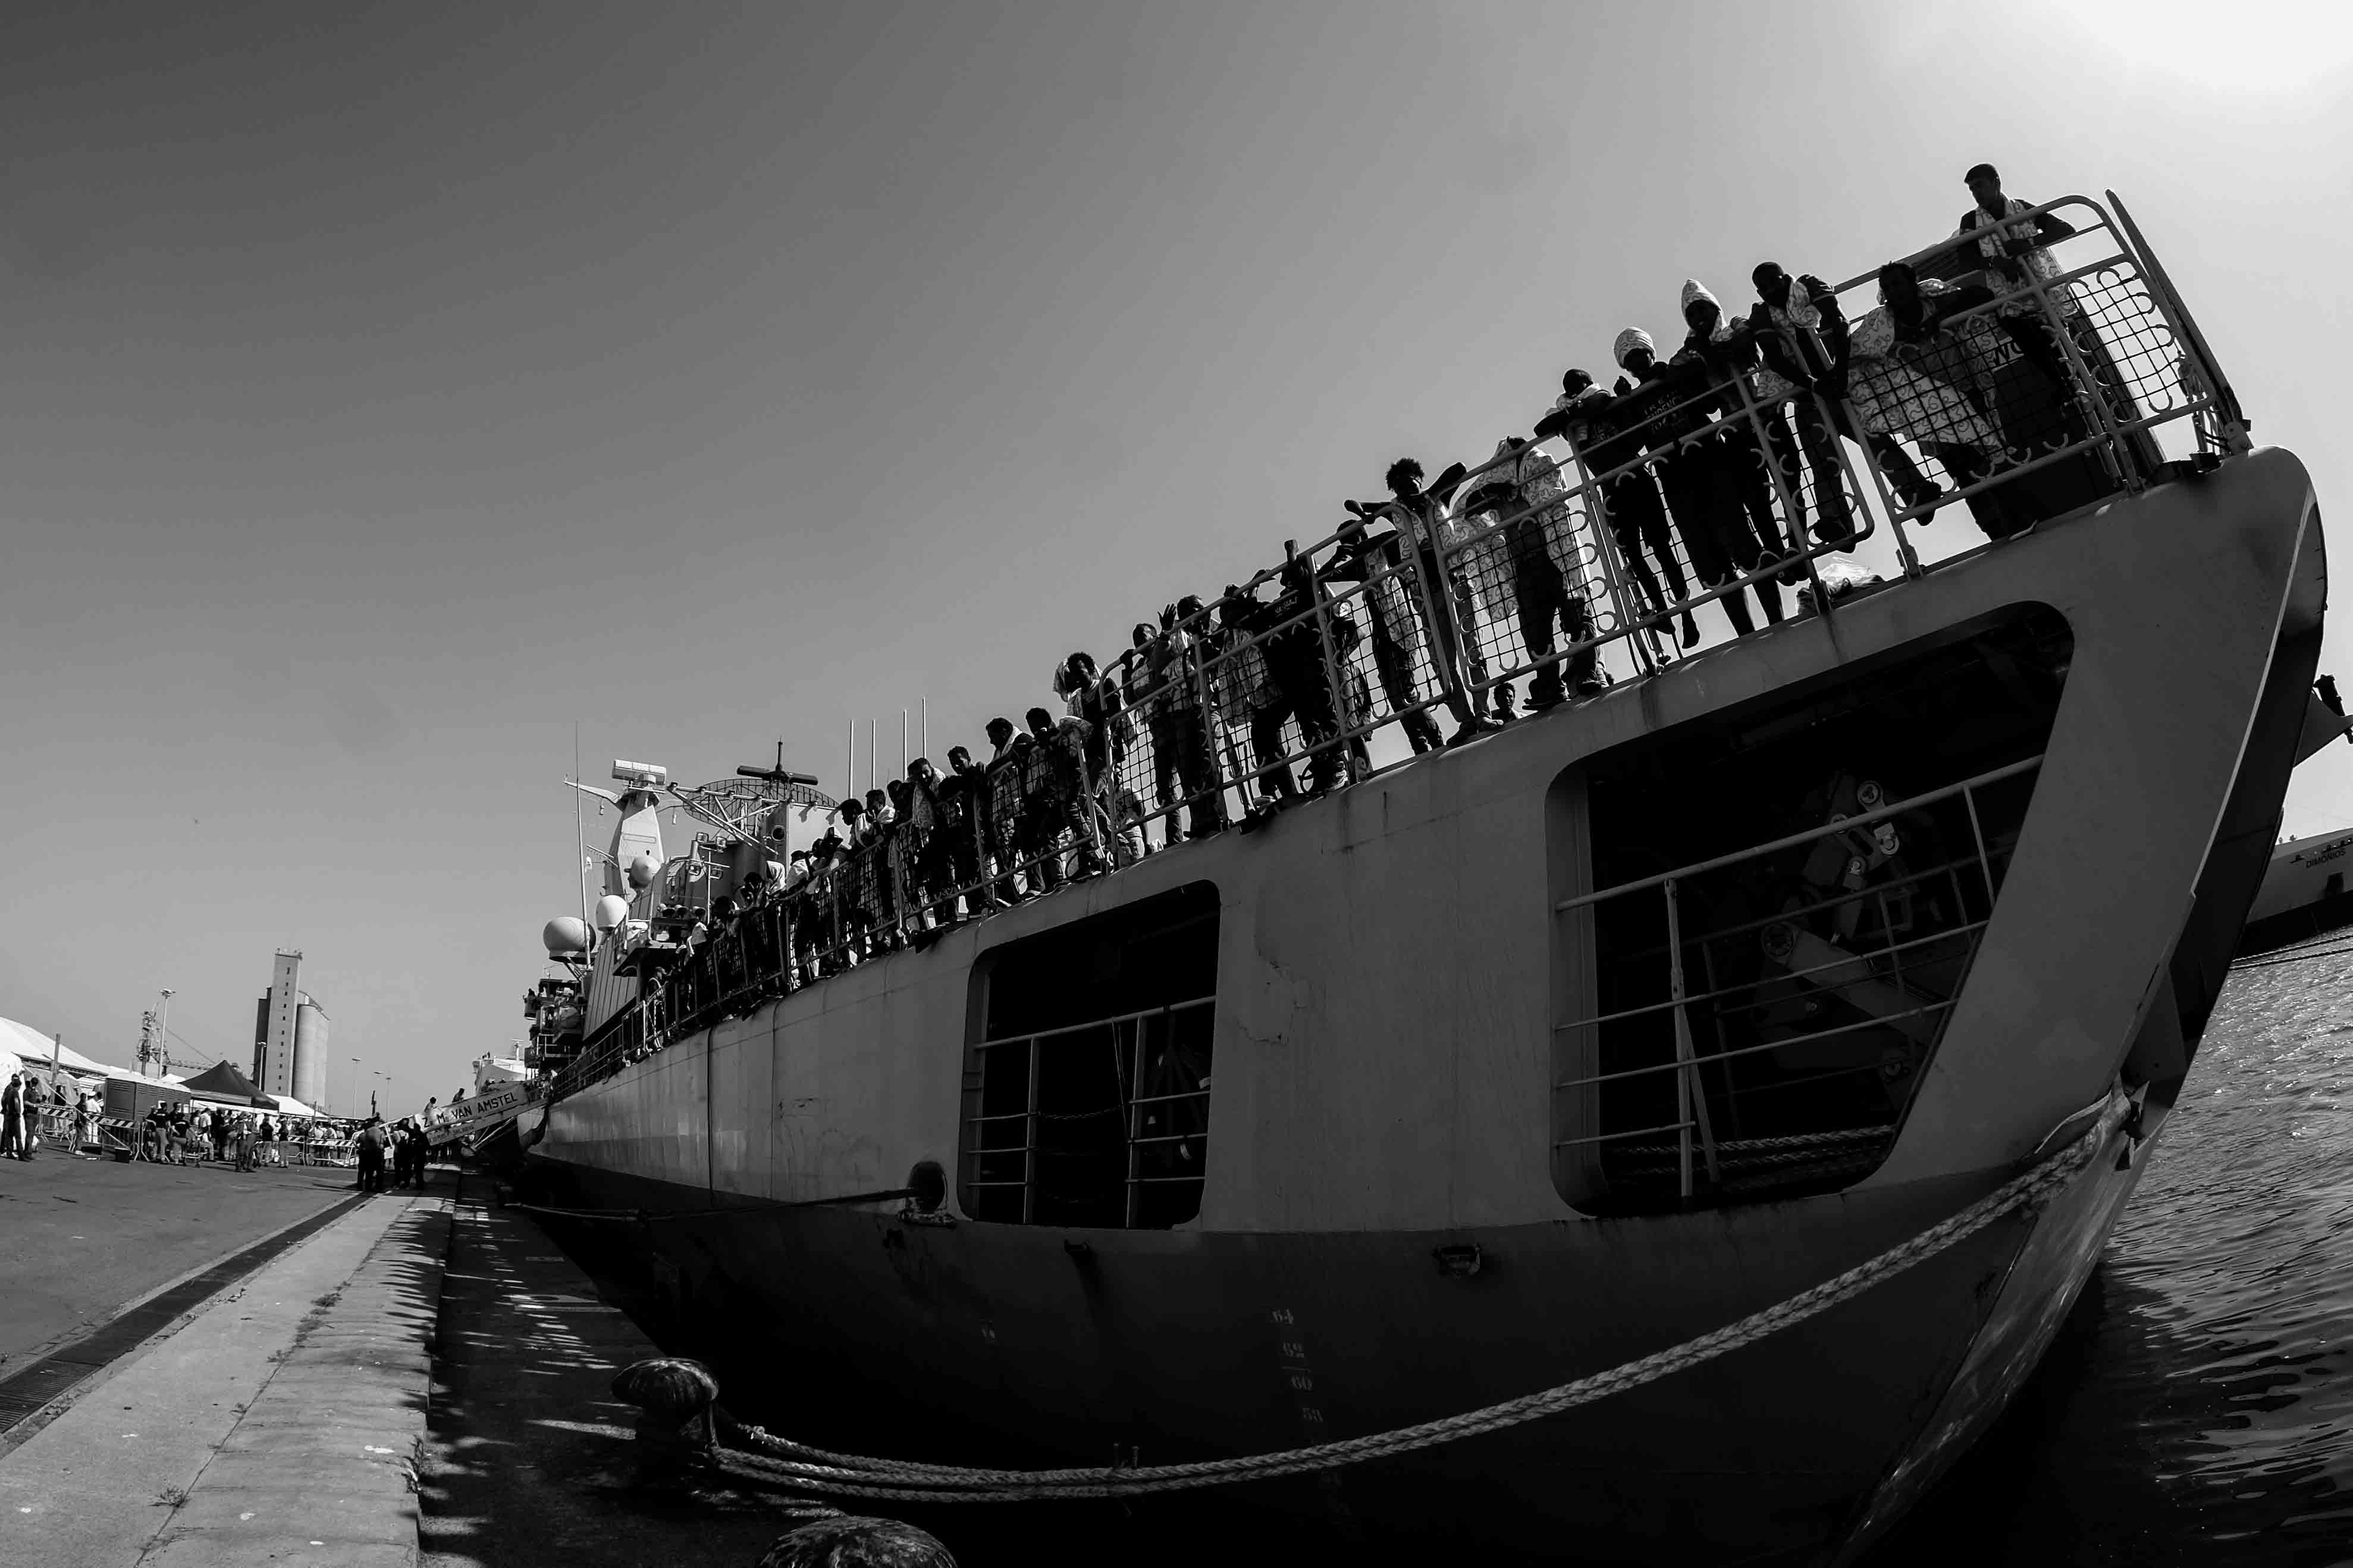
top-left (2238, 828), bottom-right (2353, 955)
top-left (510, 193), bottom-right (2323, 1563)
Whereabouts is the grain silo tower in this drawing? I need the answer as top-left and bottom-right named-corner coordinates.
top-left (292, 995), bottom-right (330, 1108)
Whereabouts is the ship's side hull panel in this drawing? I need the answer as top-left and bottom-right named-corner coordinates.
top-left (531, 1121), bottom-right (2139, 1563)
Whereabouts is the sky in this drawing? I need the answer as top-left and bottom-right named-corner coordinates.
top-left (4, 0), bottom-right (2349, 1115)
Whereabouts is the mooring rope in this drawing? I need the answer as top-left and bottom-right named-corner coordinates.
top-left (2230, 940), bottom-right (2353, 972)
top-left (708, 1093), bottom-right (2131, 1504)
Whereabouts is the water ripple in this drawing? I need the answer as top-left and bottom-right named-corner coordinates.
top-left (1870, 943), bottom-right (2353, 1566)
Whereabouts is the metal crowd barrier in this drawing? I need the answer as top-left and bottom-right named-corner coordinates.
top-left (549, 196), bottom-right (2234, 1108)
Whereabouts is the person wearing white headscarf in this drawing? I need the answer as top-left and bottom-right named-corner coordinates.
top-left (1539, 368), bottom-right (1701, 652)
top-left (1610, 318), bottom-right (1777, 639)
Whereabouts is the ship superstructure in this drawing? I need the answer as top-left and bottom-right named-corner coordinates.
top-left (512, 193), bottom-right (2322, 1563)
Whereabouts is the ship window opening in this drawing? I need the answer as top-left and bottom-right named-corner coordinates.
top-left (1551, 605), bottom-right (2073, 1216)
top-left (959, 882), bottom-right (1219, 1228)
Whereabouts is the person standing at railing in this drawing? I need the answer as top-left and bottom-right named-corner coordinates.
top-left (1345, 458), bottom-right (1495, 746)
top-left (1947, 166), bottom-right (2154, 479)
top-left (1540, 370), bottom-right (1702, 654)
top-left (1845, 264), bottom-right (2015, 539)
top-left (939, 746), bottom-right (996, 910)
top-left (1612, 329), bottom-right (1783, 638)
top-left (1030, 705), bottom-right (1108, 879)
top-left (1459, 436), bottom-right (1603, 712)
top-left (1207, 586), bottom-right (1275, 802)
top-left (866, 787), bottom-right (908, 948)
top-left (1325, 521), bottom-right (1447, 754)
top-left (1268, 549), bottom-right (1348, 794)
top-left (1132, 605), bottom-right (1231, 838)
top-left (903, 758), bottom-right (948, 923)
top-left (1061, 652), bottom-right (1132, 857)
top-left (984, 721), bottom-right (1033, 901)
top-left (1954, 164), bottom-right (2078, 317)
top-left (1212, 565), bottom-right (1342, 809)
top-left (1674, 281), bottom-right (1803, 586)
top-left (1008, 720), bottom-right (1065, 891)
top-left (1749, 262), bottom-right (1939, 529)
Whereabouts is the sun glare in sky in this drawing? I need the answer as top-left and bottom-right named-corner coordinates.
top-left (2053, 0), bottom-right (2353, 92)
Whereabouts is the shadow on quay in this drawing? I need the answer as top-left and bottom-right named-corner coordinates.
top-left (417, 1172), bottom-right (788, 1568)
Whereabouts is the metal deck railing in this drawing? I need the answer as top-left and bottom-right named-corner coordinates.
top-left (548, 192), bottom-right (2231, 1106)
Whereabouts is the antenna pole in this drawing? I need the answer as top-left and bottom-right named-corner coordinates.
top-left (845, 720), bottom-right (854, 802)
top-left (574, 722), bottom-right (590, 945)
top-left (901, 709), bottom-right (908, 775)
top-left (868, 721), bottom-right (876, 799)
top-left (921, 697), bottom-right (928, 760)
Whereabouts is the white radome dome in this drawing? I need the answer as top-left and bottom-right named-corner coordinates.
top-left (592, 894), bottom-right (630, 931)
top-left (542, 916), bottom-right (591, 956)
top-left (627, 855), bottom-right (659, 890)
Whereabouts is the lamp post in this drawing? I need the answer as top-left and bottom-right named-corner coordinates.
top-left (348, 1058), bottom-right (361, 1118)
top-left (154, 990), bottom-right (175, 1079)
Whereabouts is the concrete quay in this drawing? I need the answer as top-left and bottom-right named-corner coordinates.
top-left (0, 1177), bottom-right (450, 1567)
top-left (0, 1165), bottom-right (804, 1568)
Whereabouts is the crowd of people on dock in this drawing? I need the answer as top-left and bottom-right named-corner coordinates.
top-left (557, 167), bottom-right (2183, 1079)
top-left (1, 1063), bottom-right (434, 1190)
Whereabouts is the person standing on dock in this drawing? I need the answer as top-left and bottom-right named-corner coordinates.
top-left (1, 1070), bottom-right (27, 1160)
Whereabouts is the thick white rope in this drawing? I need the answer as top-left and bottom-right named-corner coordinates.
top-left (711, 1095), bottom-right (2129, 1504)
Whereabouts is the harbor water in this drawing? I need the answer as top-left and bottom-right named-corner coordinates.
top-left (1866, 939), bottom-right (2353, 1566)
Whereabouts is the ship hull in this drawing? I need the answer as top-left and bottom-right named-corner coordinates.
top-left (527, 450), bottom-right (2324, 1561)
top-left (530, 1124), bottom-right (2142, 1563)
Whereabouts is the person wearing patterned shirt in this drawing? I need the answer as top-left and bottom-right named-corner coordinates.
top-left (1454, 436), bottom-right (1601, 711)
top-left (1345, 458), bottom-right (1494, 744)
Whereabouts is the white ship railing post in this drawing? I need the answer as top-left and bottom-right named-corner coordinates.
top-left (1291, 538), bottom-right (1353, 790)
top-left (1662, 878), bottom-right (1720, 1195)
top-left (1733, 367), bottom-right (1833, 614)
top-left (1022, 1031), bottom-right (1042, 1226)
top-left (1551, 435), bottom-right (1659, 680)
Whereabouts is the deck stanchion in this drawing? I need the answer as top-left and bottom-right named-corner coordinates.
top-left (1662, 878), bottom-right (1720, 1192)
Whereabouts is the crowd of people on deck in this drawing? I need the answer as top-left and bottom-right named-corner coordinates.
top-left (564, 166), bottom-right (2175, 1073)
top-left (1, 1063), bottom-right (434, 1190)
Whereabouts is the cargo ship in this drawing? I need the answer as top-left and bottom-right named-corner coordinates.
top-left (511, 193), bottom-right (2321, 1563)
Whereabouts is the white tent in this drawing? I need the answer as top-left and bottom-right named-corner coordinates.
top-left (0, 1016), bottom-right (134, 1079)
top-left (267, 1094), bottom-right (321, 1119)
